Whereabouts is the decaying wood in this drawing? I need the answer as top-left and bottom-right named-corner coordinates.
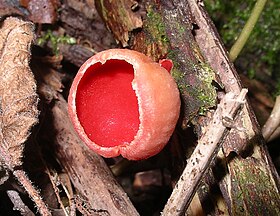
top-left (95, 0), bottom-right (143, 47)
top-left (163, 89), bottom-right (248, 215)
top-left (58, 43), bottom-right (95, 67)
top-left (60, 1), bottom-right (117, 53)
top-left (0, 17), bottom-right (51, 215)
top-left (95, 0), bottom-right (280, 215)
top-left (188, 1), bottom-right (280, 215)
top-left (41, 0), bottom-right (117, 67)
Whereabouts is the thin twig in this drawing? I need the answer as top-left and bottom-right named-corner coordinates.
top-left (229, 0), bottom-right (268, 61)
top-left (45, 168), bottom-right (70, 216)
top-left (7, 190), bottom-right (35, 216)
top-left (13, 170), bottom-right (52, 216)
top-left (262, 95), bottom-right (280, 141)
top-left (162, 89), bottom-right (248, 216)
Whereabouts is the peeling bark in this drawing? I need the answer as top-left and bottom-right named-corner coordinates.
top-left (95, 0), bottom-right (143, 47)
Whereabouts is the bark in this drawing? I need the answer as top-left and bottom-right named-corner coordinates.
top-left (188, 1), bottom-right (280, 215)
top-left (60, 0), bottom-right (116, 52)
top-left (162, 89), bottom-right (248, 215)
top-left (42, 0), bottom-right (117, 67)
top-left (95, 0), bottom-right (280, 215)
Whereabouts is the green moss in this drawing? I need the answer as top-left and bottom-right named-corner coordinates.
top-left (198, 63), bottom-right (216, 86)
top-left (205, 0), bottom-right (280, 93)
top-left (167, 50), bottom-right (180, 68)
top-left (231, 159), bottom-right (280, 215)
top-left (144, 5), bottom-right (216, 117)
top-left (168, 51), bottom-right (216, 115)
top-left (171, 63), bottom-right (216, 115)
top-left (173, 21), bottom-right (186, 37)
top-left (170, 70), bottom-right (189, 96)
top-left (37, 30), bottom-right (76, 55)
top-left (247, 68), bottom-right (256, 79)
top-left (145, 6), bottom-right (169, 46)
top-left (274, 79), bottom-right (280, 97)
top-left (196, 63), bottom-right (217, 114)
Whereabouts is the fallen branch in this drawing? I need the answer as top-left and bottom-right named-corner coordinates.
top-left (188, 1), bottom-right (280, 214)
top-left (13, 170), bottom-right (50, 216)
top-left (162, 89), bottom-right (248, 216)
top-left (6, 190), bottom-right (35, 216)
top-left (268, 126), bottom-right (280, 142)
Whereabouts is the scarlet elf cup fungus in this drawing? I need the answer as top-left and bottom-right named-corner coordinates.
top-left (68, 49), bottom-right (180, 160)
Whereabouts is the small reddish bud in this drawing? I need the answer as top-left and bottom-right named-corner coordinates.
top-left (159, 59), bottom-right (173, 73)
top-left (68, 49), bottom-right (180, 160)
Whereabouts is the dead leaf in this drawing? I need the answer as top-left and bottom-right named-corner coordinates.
top-left (0, 17), bottom-right (39, 170)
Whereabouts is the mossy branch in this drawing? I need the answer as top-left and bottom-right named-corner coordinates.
top-left (229, 0), bottom-right (268, 61)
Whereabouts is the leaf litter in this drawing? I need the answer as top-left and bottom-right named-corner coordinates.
top-left (0, 17), bottom-right (51, 215)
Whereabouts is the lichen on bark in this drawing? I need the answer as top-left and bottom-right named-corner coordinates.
top-left (229, 155), bottom-right (280, 215)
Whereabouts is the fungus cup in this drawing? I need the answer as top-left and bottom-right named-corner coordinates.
top-left (68, 49), bottom-right (180, 160)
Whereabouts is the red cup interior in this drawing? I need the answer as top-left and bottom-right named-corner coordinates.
top-left (76, 59), bottom-right (140, 147)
